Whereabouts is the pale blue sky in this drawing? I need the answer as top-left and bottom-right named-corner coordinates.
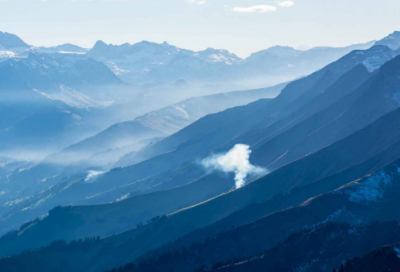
top-left (1, 0), bottom-right (399, 57)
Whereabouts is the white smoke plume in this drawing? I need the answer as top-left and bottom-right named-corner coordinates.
top-left (201, 144), bottom-right (267, 189)
top-left (85, 170), bottom-right (105, 182)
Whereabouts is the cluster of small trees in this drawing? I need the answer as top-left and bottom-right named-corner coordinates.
top-left (136, 215), bottom-right (167, 229)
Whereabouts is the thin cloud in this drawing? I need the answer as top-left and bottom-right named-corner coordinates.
top-left (42, 0), bottom-right (99, 1)
top-left (233, 5), bottom-right (277, 13)
top-left (187, 0), bottom-right (206, 5)
top-left (277, 1), bottom-right (295, 8)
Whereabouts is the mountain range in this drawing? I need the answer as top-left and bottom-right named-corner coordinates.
top-left (0, 30), bottom-right (385, 89)
top-left (0, 45), bottom-right (128, 159)
top-left (2, 30), bottom-right (400, 272)
top-left (0, 82), bottom-right (285, 235)
top-left (86, 39), bottom-right (376, 87)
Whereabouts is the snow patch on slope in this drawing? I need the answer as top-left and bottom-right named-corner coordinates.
top-left (0, 51), bottom-right (16, 59)
top-left (363, 55), bottom-right (388, 71)
top-left (348, 171), bottom-right (392, 203)
top-left (107, 61), bottom-right (130, 75)
top-left (394, 247), bottom-right (400, 259)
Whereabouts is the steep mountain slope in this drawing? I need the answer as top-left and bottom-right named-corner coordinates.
top-left (107, 222), bottom-right (400, 272)
top-left (3, 132), bottom-right (400, 271)
top-left (90, 106), bottom-right (400, 265)
top-left (0, 174), bottom-right (236, 258)
top-left (4, 83), bottom-right (284, 195)
top-left (0, 45), bottom-right (393, 234)
top-left (111, 52), bottom-right (351, 165)
top-left (0, 84), bottom-right (284, 237)
top-left (0, 31), bottom-right (399, 272)
top-left (116, 83), bottom-right (284, 166)
top-left (86, 45), bottom-right (395, 194)
top-left (242, 41), bottom-right (375, 80)
top-left (135, 132), bottom-right (400, 264)
top-left (136, 85), bottom-right (283, 134)
top-left (375, 31), bottom-right (400, 50)
top-left (100, 156), bottom-right (400, 272)
top-left (192, 158), bottom-right (400, 272)
top-left (0, 43), bottom-right (396, 260)
top-left (335, 243), bottom-right (400, 272)
top-left (4, 101), bottom-right (400, 267)
top-left (0, 45), bottom-right (398, 272)
top-left (249, 46), bottom-right (400, 169)
top-left (80, 82), bottom-right (284, 164)
top-left (0, 86), bottom-right (308, 230)
top-left (241, 63), bottom-right (372, 150)
top-left (211, 222), bottom-right (400, 272)
top-left (266, 52), bottom-right (400, 168)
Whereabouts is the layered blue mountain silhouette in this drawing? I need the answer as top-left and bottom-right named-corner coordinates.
top-left (1, 30), bottom-right (400, 272)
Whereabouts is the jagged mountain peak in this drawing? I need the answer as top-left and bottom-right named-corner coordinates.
top-left (88, 39), bottom-right (183, 60)
top-left (92, 40), bottom-right (109, 51)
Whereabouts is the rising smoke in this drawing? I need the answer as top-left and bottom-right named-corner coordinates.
top-left (201, 144), bottom-right (267, 189)
top-left (85, 170), bottom-right (105, 182)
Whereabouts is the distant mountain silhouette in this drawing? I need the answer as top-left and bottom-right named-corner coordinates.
top-left (0, 31), bottom-right (28, 50)
top-left (2, 30), bottom-right (400, 272)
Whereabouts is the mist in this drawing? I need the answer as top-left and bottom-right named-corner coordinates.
top-left (201, 144), bottom-right (268, 189)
